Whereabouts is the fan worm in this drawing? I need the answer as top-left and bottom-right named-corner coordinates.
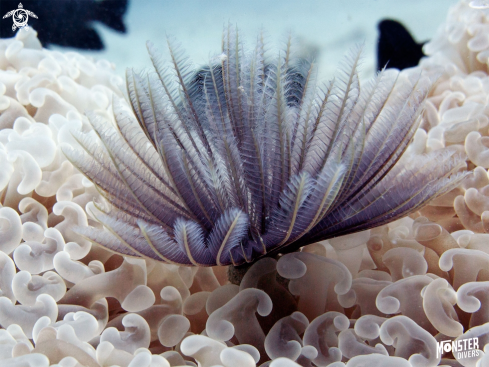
top-left (63, 27), bottom-right (466, 267)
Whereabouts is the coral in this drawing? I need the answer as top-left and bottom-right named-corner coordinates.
top-left (0, 27), bottom-right (123, 212)
top-left (4, 1), bottom-right (489, 366)
top-left (408, 0), bottom-right (489, 236)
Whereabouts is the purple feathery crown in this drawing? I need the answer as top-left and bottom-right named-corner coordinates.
top-left (63, 26), bottom-right (466, 267)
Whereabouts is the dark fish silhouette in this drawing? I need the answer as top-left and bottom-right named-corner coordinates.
top-left (377, 19), bottom-right (426, 71)
top-left (0, 0), bottom-right (128, 50)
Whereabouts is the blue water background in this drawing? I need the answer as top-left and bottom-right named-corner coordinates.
top-left (68, 0), bottom-right (458, 80)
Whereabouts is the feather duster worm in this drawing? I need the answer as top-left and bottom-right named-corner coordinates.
top-left (62, 28), bottom-right (466, 267)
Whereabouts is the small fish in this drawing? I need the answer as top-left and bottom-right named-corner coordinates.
top-left (377, 19), bottom-right (426, 71)
top-left (0, 0), bottom-right (128, 50)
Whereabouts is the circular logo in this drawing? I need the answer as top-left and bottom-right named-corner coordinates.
top-left (3, 3), bottom-right (38, 32)
top-left (12, 8), bottom-right (28, 29)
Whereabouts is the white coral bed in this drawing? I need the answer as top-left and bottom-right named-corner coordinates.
top-left (2, 0), bottom-right (489, 366)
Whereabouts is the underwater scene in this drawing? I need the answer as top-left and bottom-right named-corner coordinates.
top-left (4, 0), bottom-right (489, 366)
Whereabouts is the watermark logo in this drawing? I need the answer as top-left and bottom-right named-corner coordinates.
top-left (437, 337), bottom-right (481, 359)
top-left (2, 3), bottom-right (38, 32)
